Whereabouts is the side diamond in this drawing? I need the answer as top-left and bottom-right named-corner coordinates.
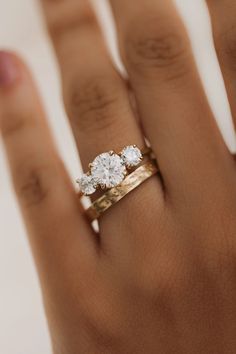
top-left (121, 145), bottom-right (142, 168)
top-left (77, 174), bottom-right (96, 195)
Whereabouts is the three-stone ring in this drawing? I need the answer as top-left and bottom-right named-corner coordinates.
top-left (76, 145), bottom-right (151, 196)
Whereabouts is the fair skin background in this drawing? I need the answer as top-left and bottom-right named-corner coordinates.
top-left (1, 0), bottom-right (236, 353)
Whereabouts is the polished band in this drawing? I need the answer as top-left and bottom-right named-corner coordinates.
top-left (85, 161), bottom-right (158, 221)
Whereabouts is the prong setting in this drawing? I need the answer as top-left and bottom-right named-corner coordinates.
top-left (121, 145), bottom-right (143, 168)
top-left (77, 145), bottom-right (145, 196)
top-left (76, 173), bottom-right (97, 196)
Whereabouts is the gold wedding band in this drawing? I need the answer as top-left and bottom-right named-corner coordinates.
top-left (85, 161), bottom-right (158, 222)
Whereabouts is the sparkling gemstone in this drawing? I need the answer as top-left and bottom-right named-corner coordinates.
top-left (91, 152), bottom-right (126, 188)
top-left (121, 145), bottom-right (142, 168)
top-left (77, 174), bottom-right (96, 195)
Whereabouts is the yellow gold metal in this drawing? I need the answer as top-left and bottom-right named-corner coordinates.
top-left (141, 146), bottom-right (151, 156)
top-left (85, 161), bottom-right (158, 222)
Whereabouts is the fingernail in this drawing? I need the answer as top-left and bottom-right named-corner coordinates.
top-left (0, 51), bottom-right (18, 88)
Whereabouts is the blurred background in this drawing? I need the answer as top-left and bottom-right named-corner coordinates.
top-left (0, 0), bottom-right (235, 353)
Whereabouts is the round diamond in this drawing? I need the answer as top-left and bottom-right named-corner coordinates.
top-left (91, 152), bottom-right (126, 188)
top-left (121, 145), bottom-right (142, 168)
top-left (77, 174), bottom-right (96, 195)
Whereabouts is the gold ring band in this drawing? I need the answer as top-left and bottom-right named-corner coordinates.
top-left (76, 145), bottom-right (153, 197)
top-left (85, 161), bottom-right (158, 222)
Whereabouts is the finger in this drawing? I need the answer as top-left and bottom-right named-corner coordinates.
top-left (0, 51), bottom-right (97, 285)
top-left (40, 0), bottom-right (144, 170)
top-left (109, 0), bottom-right (234, 198)
top-left (40, 0), bottom-right (163, 254)
top-left (206, 1), bottom-right (236, 129)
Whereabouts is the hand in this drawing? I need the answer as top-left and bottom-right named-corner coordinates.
top-left (1, 1), bottom-right (236, 353)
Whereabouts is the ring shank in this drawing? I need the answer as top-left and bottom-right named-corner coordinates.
top-left (85, 161), bottom-right (158, 221)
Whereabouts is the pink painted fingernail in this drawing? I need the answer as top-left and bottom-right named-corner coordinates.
top-left (0, 51), bottom-right (18, 87)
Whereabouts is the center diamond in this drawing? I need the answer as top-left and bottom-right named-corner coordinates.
top-left (91, 152), bottom-right (126, 189)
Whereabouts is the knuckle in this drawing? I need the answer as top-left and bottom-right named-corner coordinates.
top-left (207, 230), bottom-right (236, 275)
top-left (45, 2), bottom-right (95, 39)
top-left (192, 205), bottom-right (236, 277)
top-left (66, 77), bottom-right (120, 133)
top-left (78, 290), bottom-right (122, 349)
top-left (15, 161), bottom-right (52, 207)
top-left (1, 113), bottom-right (30, 139)
top-left (136, 255), bottom-right (186, 299)
top-left (84, 310), bottom-right (120, 349)
top-left (123, 17), bottom-right (190, 79)
top-left (216, 24), bottom-right (236, 70)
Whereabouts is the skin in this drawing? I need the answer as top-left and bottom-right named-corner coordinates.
top-left (1, 0), bottom-right (236, 353)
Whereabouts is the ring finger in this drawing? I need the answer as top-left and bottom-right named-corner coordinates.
top-left (40, 0), bottom-right (162, 250)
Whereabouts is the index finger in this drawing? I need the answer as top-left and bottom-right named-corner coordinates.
top-left (0, 51), bottom-right (98, 286)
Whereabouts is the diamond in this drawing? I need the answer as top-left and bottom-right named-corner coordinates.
top-left (77, 174), bottom-right (96, 195)
top-left (121, 145), bottom-right (142, 168)
top-left (91, 152), bottom-right (126, 188)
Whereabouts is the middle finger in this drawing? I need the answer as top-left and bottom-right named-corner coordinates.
top-left (109, 0), bottom-right (233, 199)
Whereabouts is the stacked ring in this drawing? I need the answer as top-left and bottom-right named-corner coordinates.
top-left (76, 145), bottom-right (151, 196)
top-left (85, 161), bottom-right (158, 221)
top-left (76, 145), bottom-right (158, 221)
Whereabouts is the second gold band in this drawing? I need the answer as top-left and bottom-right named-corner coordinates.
top-left (85, 161), bottom-right (158, 221)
